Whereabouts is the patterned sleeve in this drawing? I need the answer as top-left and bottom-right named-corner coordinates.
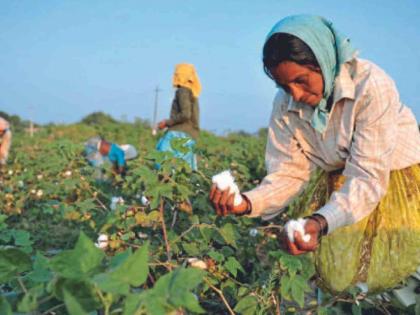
top-left (243, 91), bottom-right (317, 219)
top-left (0, 129), bottom-right (12, 163)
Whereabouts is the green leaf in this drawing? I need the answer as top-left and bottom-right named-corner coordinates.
top-left (108, 241), bottom-right (149, 286)
top-left (183, 242), bottom-right (200, 256)
top-left (300, 256), bottom-right (316, 279)
top-left (0, 248), bottom-right (32, 282)
top-left (224, 257), bottom-right (244, 277)
top-left (27, 252), bottom-right (52, 283)
top-left (220, 246), bottom-right (235, 257)
top-left (53, 278), bottom-right (101, 311)
top-left (219, 223), bottom-right (238, 248)
top-left (279, 254), bottom-right (302, 276)
top-left (415, 295), bottom-right (420, 315)
top-left (123, 293), bottom-right (142, 315)
top-left (12, 230), bottom-right (32, 247)
top-left (140, 292), bottom-right (167, 315)
top-left (317, 306), bottom-right (329, 315)
top-left (94, 242), bottom-right (149, 295)
top-left (199, 226), bottom-right (213, 242)
top-left (280, 274), bottom-right (292, 300)
top-left (290, 275), bottom-right (308, 307)
top-left (351, 304), bottom-right (362, 315)
top-left (64, 290), bottom-right (89, 315)
top-left (234, 295), bottom-right (258, 315)
top-left (50, 231), bottom-right (105, 279)
top-left (17, 292), bottom-right (38, 313)
top-left (0, 296), bottom-right (12, 315)
top-left (238, 286), bottom-right (249, 297)
top-left (208, 250), bottom-right (224, 262)
top-left (109, 248), bottom-right (132, 269)
top-left (94, 273), bottom-right (130, 295)
top-left (150, 267), bottom-right (205, 313)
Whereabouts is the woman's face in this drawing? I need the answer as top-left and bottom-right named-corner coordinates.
top-left (269, 61), bottom-right (324, 107)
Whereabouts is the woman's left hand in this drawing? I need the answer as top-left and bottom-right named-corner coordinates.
top-left (157, 120), bottom-right (167, 130)
top-left (281, 218), bottom-right (322, 255)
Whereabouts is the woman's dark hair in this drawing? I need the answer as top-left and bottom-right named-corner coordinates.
top-left (263, 33), bottom-right (319, 79)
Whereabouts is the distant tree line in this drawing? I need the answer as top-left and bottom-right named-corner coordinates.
top-left (0, 111), bottom-right (33, 132)
top-left (0, 110), bottom-right (151, 131)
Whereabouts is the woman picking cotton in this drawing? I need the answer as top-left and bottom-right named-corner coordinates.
top-left (156, 63), bottom-right (201, 171)
top-left (0, 117), bottom-right (12, 165)
top-left (85, 136), bottom-right (128, 176)
top-left (210, 15), bottom-right (420, 294)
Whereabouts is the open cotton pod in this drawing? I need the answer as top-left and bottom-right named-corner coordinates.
top-left (110, 196), bottom-right (125, 210)
top-left (95, 234), bottom-right (109, 249)
top-left (187, 258), bottom-right (208, 270)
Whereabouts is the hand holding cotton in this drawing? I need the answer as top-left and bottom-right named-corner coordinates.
top-left (285, 218), bottom-right (311, 243)
top-left (212, 170), bottom-right (243, 206)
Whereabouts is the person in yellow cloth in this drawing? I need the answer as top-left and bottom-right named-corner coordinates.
top-left (210, 15), bottom-right (420, 296)
top-left (156, 63), bottom-right (201, 170)
top-left (0, 117), bottom-right (12, 165)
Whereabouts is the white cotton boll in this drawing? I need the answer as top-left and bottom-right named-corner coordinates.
top-left (249, 228), bottom-right (258, 237)
top-left (141, 196), bottom-right (150, 206)
top-left (96, 234), bottom-right (109, 249)
top-left (17, 180), bottom-right (24, 188)
top-left (187, 258), bottom-right (208, 270)
top-left (137, 232), bottom-right (148, 239)
top-left (212, 170), bottom-right (243, 206)
top-left (285, 218), bottom-right (311, 243)
top-left (356, 282), bottom-right (369, 294)
top-left (8, 170), bottom-right (13, 176)
top-left (64, 170), bottom-right (72, 177)
top-left (37, 174), bottom-right (43, 180)
top-left (36, 189), bottom-right (43, 197)
top-left (110, 196), bottom-right (124, 210)
top-left (212, 170), bottom-right (234, 190)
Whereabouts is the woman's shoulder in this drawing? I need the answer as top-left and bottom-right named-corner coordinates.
top-left (350, 58), bottom-right (397, 93)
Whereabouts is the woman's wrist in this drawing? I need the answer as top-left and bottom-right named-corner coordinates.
top-left (239, 194), bottom-right (252, 216)
top-left (308, 214), bottom-right (328, 236)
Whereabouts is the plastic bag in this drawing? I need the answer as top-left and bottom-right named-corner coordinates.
top-left (120, 144), bottom-right (138, 160)
top-left (291, 164), bottom-right (420, 293)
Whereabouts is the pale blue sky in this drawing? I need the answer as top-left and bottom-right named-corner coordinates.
top-left (0, 1), bottom-right (419, 133)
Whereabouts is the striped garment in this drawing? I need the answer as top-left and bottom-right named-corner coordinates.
top-left (244, 58), bottom-right (420, 233)
top-left (0, 117), bottom-right (11, 164)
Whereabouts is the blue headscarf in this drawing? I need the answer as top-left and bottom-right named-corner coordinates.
top-left (266, 15), bottom-right (356, 133)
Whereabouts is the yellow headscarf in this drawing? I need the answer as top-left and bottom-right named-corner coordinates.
top-left (172, 63), bottom-right (202, 98)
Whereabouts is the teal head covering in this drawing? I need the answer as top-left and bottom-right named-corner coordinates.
top-left (266, 15), bottom-right (356, 133)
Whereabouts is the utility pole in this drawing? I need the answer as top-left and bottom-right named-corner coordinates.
top-left (152, 85), bottom-right (161, 136)
top-left (28, 105), bottom-right (34, 137)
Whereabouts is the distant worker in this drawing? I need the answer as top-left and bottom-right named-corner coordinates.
top-left (85, 137), bottom-right (137, 175)
top-left (0, 117), bottom-right (12, 165)
top-left (156, 63), bottom-right (201, 171)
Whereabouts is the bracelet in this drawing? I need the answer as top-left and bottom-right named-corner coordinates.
top-left (239, 194), bottom-right (252, 216)
top-left (310, 214), bottom-right (329, 236)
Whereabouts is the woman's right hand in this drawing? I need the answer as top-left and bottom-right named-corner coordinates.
top-left (209, 184), bottom-right (251, 216)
